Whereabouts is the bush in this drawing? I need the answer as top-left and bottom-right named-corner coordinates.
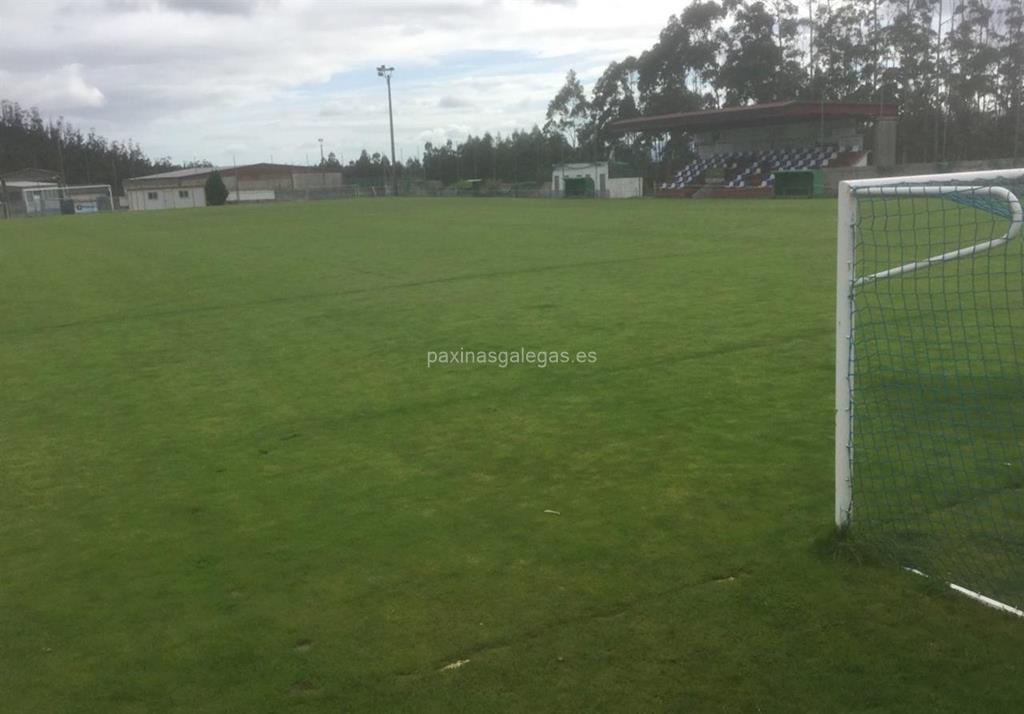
top-left (205, 171), bottom-right (229, 206)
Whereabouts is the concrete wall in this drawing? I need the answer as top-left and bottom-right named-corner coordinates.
top-left (606, 177), bottom-right (643, 199)
top-left (873, 118), bottom-right (898, 167)
top-left (226, 189), bottom-right (275, 203)
top-left (692, 119), bottom-right (864, 157)
top-left (291, 171), bottom-right (343, 190)
top-left (127, 186), bottom-right (205, 210)
top-left (820, 157), bottom-right (1024, 195)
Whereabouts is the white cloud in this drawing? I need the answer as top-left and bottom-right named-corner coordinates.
top-left (416, 125), bottom-right (474, 146)
top-left (319, 101), bottom-right (353, 118)
top-left (0, 0), bottom-right (681, 164)
top-left (437, 95), bottom-right (474, 109)
top-left (0, 64), bottom-right (105, 110)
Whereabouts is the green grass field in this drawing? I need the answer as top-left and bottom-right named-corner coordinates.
top-left (2, 198), bottom-right (1023, 713)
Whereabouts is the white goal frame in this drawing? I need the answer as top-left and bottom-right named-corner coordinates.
top-left (835, 168), bottom-right (1024, 616)
top-left (22, 184), bottom-right (114, 216)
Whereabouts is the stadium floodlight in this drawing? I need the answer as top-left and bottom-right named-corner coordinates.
top-left (22, 184), bottom-right (114, 217)
top-left (836, 168), bottom-right (1024, 617)
top-left (376, 65), bottom-right (397, 196)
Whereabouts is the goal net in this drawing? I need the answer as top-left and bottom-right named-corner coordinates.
top-left (23, 184), bottom-right (114, 216)
top-left (836, 169), bottom-right (1024, 614)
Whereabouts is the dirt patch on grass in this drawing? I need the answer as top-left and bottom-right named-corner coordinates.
top-left (289, 678), bottom-right (321, 693)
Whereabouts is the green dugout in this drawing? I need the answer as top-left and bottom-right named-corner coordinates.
top-left (774, 170), bottom-right (825, 197)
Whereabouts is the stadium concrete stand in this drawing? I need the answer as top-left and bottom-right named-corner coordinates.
top-left (659, 145), bottom-right (867, 190)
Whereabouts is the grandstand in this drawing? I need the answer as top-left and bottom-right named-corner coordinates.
top-left (663, 145), bottom-right (846, 192)
top-left (608, 100), bottom-right (897, 197)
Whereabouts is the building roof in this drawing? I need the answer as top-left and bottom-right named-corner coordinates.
top-left (5, 180), bottom-right (59, 190)
top-left (132, 166), bottom-right (218, 180)
top-left (552, 161), bottom-right (608, 169)
top-left (1, 168), bottom-right (63, 183)
top-left (607, 100), bottom-right (898, 134)
top-left (125, 162), bottom-right (340, 185)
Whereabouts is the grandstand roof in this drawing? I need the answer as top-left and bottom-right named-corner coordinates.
top-left (607, 100), bottom-right (897, 134)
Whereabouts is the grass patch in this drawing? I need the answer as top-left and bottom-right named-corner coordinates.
top-left (2, 198), bottom-right (1023, 712)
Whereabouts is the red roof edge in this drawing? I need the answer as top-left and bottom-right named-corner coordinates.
top-left (608, 100), bottom-right (898, 134)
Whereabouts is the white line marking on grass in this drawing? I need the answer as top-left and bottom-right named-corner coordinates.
top-left (440, 659), bottom-right (470, 672)
top-left (903, 567), bottom-right (1023, 617)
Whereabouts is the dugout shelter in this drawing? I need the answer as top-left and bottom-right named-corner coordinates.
top-left (550, 161), bottom-right (642, 198)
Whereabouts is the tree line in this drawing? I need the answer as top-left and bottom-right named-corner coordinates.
top-left (4, 1), bottom-right (1021, 190)
top-left (0, 100), bottom-right (432, 191)
top-left (567, 0), bottom-right (1023, 165)
top-left (449, 0), bottom-right (1024, 184)
top-left (0, 100), bottom-right (208, 188)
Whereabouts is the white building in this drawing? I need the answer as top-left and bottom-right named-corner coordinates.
top-left (125, 167), bottom-right (207, 210)
top-left (124, 163), bottom-right (343, 211)
top-left (550, 161), bottom-right (643, 199)
top-left (0, 168), bottom-right (61, 217)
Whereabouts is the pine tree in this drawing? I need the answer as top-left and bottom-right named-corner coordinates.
top-left (204, 171), bottom-right (229, 206)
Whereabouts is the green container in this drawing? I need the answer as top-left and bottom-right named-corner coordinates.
top-left (563, 176), bottom-right (595, 198)
top-left (774, 170), bottom-right (825, 198)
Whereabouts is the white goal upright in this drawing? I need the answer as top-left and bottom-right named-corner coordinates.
top-left (22, 184), bottom-right (114, 216)
top-left (836, 168), bottom-right (1024, 615)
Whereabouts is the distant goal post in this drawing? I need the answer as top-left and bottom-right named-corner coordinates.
top-left (22, 184), bottom-right (114, 217)
top-left (836, 168), bottom-right (1024, 615)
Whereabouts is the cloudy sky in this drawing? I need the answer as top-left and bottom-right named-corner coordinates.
top-left (0, 0), bottom-right (683, 166)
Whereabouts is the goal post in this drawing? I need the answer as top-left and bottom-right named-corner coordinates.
top-left (836, 168), bottom-right (1024, 614)
top-left (22, 184), bottom-right (114, 216)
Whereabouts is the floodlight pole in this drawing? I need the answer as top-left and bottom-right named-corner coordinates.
top-left (319, 138), bottom-right (325, 185)
top-left (377, 65), bottom-right (397, 196)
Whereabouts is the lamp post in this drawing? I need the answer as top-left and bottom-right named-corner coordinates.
top-left (318, 137), bottom-right (325, 186)
top-left (377, 64), bottom-right (397, 196)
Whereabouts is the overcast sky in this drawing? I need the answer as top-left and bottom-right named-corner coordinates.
top-left (0, 0), bottom-right (684, 166)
